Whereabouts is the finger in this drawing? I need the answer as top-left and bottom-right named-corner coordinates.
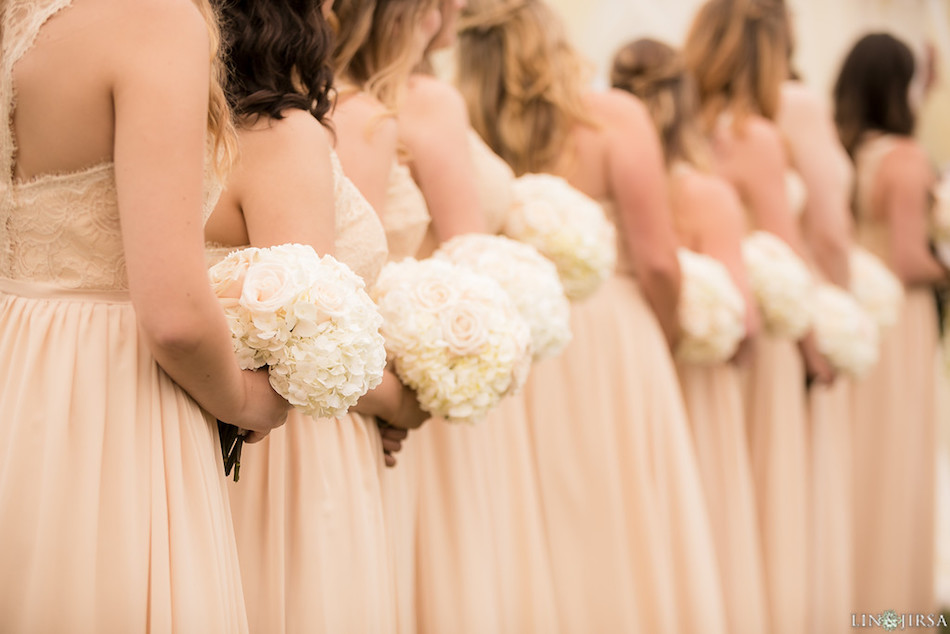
top-left (244, 430), bottom-right (269, 444)
top-left (383, 451), bottom-right (397, 468)
top-left (380, 427), bottom-right (409, 441)
top-left (381, 438), bottom-right (403, 453)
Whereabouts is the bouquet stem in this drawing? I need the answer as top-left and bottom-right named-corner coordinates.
top-left (217, 421), bottom-right (245, 482)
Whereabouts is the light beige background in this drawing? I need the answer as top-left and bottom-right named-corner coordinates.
top-left (545, 0), bottom-right (950, 165)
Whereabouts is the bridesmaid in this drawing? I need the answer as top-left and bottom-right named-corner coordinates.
top-left (776, 30), bottom-right (858, 633)
top-left (417, 3), bottom-right (563, 633)
top-left (833, 32), bottom-right (946, 618)
top-left (683, 2), bottom-right (832, 632)
top-left (458, 2), bottom-right (728, 633)
top-left (205, 1), bottom-right (426, 631)
top-left (0, 0), bottom-right (289, 630)
top-left (611, 37), bottom-right (769, 634)
top-left (328, 2), bottom-right (440, 631)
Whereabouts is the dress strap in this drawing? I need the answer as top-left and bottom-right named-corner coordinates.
top-left (0, 0), bottom-right (75, 187)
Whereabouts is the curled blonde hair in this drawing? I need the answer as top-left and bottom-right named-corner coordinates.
top-left (194, 0), bottom-right (237, 175)
top-left (611, 38), bottom-right (709, 169)
top-left (456, 0), bottom-right (595, 175)
top-left (335, 0), bottom-right (440, 111)
top-left (682, 0), bottom-right (789, 131)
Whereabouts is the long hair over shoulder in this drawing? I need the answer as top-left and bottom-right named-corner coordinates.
top-left (456, 0), bottom-right (595, 176)
top-left (214, 0), bottom-right (335, 125)
top-left (682, 0), bottom-right (790, 131)
top-left (833, 32), bottom-right (916, 157)
top-left (195, 0), bottom-right (238, 173)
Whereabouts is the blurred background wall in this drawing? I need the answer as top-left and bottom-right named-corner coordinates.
top-left (543, 0), bottom-right (950, 167)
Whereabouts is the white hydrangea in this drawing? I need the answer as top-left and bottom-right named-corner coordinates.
top-left (674, 249), bottom-right (746, 365)
top-left (372, 258), bottom-right (532, 424)
top-left (741, 231), bottom-right (814, 339)
top-left (811, 283), bottom-right (880, 378)
top-left (506, 173), bottom-right (617, 301)
top-left (208, 243), bottom-right (386, 419)
top-left (849, 246), bottom-right (904, 328)
top-left (434, 233), bottom-right (571, 360)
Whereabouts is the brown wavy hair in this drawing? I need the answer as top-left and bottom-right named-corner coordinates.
top-left (333, 0), bottom-right (439, 111)
top-left (833, 32), bottom-right (917, 157)
top-left (456, 0), bottom-right (595, 175)
top-left (611, 38), bottom-right (709, 168)
top-left (682, 0), bottom-right (790, 131)
top-left (214, 0), bottom-right (335, 125)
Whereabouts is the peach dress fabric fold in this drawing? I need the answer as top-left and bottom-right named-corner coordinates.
top-left (377, 159), bottom-right (431, 634)
top-left (221, 152), bottom-right (397, 634)
top-left (522, 197), bottom-right (727, 634)
top-left (676, 362), bottom-right (770, 633)
top-left (0, 3), bottom-right (248, 631)
top-left (850, 134), bottom-right (938, 616)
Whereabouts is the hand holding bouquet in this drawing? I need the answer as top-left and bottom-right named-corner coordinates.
top-left (741, 231), bottom-right (814, 339)
top-left (209, 243), bottom-right (387, 479)
top-left (849, 245), bottom-right (904, 328)
top-left (810, 283), bottom-right (880, 377)
top-left (506, 173), bottom-right (617, 301)
top-left (675, 249), bottom-right (746, 365)
top-left (372, 258), bottom-right (532, 424)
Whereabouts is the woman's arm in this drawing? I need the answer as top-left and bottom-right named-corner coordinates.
top-left (880, 142), bottom-right (948, 287)
top-left (114, 0), bottom-right (288, 433)
top-left (603, 92), bottom-right (682, 345)
top-left (400, 75), bottom-right (486, 241)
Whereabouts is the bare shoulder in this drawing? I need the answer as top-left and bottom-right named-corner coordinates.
top-left (779, 80), bottom-right (827, 117)
top-left (241, 110), bottom-right (332, 165)
top-left (584, 88), bottom-right (649, 124)
top-left (109, 0), bottom-right (206, 46)
top-left (679, 168), bottom-right (743, 222)
top-left (405, 74), bottom-right (468, 117)
top-left (878, 136), bottom-right (934, 187)
top-left (333, 92), bottom-right (398, 139)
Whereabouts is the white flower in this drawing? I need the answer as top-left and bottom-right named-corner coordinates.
top-left (849, 246), bottom-right (904, 328)
top-left (741, 231), bottom-right (814, 339)
top-left (208, 243), bottom-right (386, 419)
top-left (434, 234), bottom-right (571, 360)
top-left (372, 258), bottom-right (532, 424)
top-left (674, 249), bottom-right (746, 365)
top-left (811, 283), bottom-right (880, 377)
top-left (506, 173), bottom-right (617, 301)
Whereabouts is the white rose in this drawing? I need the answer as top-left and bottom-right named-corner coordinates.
top-left (441, 301), bottom-right (490, 356)
top-left (240, 261), bottom-right (300, 315)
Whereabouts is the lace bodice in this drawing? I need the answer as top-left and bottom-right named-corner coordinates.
top-left (0, 0), bottom-right (222, 290)
top-left (331, 151), bottom-right (388, 284)
top-left (382, 161), bottom-right (430, 261)
top-left (206, 151), bottom-right (387, 286)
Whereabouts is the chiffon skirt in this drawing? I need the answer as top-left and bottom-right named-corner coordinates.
top-left (742, 335), bottom-right (809, 634)
top-left (227, 410), bottom-right (395, 634)
top-left (413, 418), bottom-right (505, 634)
top-left (851, 289), bottom-right (938, 615)
top-left (676, 362), bottom-right (769, 634)
top-left (0, 284), bottom-right (248, 633)
top-left (523, 274), bottom-right (727, 634)
top-left (808, 379), bottom-right (854, 634)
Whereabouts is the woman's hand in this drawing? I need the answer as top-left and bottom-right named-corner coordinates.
top-left (378, 423), bottom-right (410, 468)
top-left (799, 330), bottom-right (836, 388)
top-left (229, 369), bottom-right (292, 443)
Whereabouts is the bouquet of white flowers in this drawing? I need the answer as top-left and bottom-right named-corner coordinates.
top-left (932, 173), bottom-right (950, 268)
top-left (675, 249), bottom-right (747, 364)
top-left (741, 231), bottom-right (814, 339)
top-left (506, 173), bottom-right (617, 301)
top-left (848, 245), bottom-right (904, 328)
top-left (208, 244), bottom-right (387, 477)
top-left (810, 283), bottom-right (880, 377)
top-left (434, 233), bottom-right (571, 360)
top-left (372, 258), bottom-right (532, 424)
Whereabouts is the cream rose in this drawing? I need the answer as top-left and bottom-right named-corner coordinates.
top-left (441, 301), bottom-right (490, 356)
top-left (240, 261), bottom-right (299, 315)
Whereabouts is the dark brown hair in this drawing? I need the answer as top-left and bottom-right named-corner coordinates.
top-left (833, 32), bottom-right (916, 157)
top-left (215, 0), bottom-right (335, 124)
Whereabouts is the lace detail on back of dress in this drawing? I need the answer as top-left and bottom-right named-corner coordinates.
top-left (331, 150), bottom-right (388, 287)
top-left (0, 1), bottom-right (222, 290)
top-left (383, 161), bottom-right (430, 261)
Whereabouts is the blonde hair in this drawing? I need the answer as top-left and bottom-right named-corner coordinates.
top-left (335, 0), bottom-right (440, 111)
top-left (194, 0), bottom-right (237, 175)
top-left (682, 0), bottom-right (789, 131)
top-left (611, 38), bottom-right (709, 169)
top-left (456, 0), bottom-right (595, 175)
